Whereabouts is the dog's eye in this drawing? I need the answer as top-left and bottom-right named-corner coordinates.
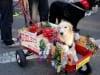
top-left (64, 26), bottom-right (67, 28)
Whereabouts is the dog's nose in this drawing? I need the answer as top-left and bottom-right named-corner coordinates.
top-left (60, 32), bottom-right (63, 35)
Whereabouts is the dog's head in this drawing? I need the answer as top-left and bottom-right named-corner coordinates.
top-left (58, 20), bottom-right (73, 37)
top-left (58, 20), bottom-right (74, 46)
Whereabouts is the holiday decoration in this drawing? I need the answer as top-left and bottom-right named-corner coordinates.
top-left (76, 35), bottom-right (99, 54)
top-left (29, 25), bottom-right (39, 33)
top-left (17, 22), bottom-right (96, 75)
top-left (80, 0), bottom-right (90, 9)
top-left (52, 46), bottom-right (62, 73)
top-left (38, 39), bottom-right (46, 62)
top-left (42, 28), bottom-right (55, 37)
top-left (39, 39), bottom-right (46, 50)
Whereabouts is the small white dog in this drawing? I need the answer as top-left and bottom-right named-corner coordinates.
top-left (57, 20), bottom-right (78, 66)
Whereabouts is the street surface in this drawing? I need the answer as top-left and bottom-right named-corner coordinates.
top-left (0, 0), bottom-right (100, 75)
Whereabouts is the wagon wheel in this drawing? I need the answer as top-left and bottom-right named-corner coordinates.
top-left (16, 49), bottom-right (27, 67)
top-left (64, 70), bottom-right (68, 75)
top-left (78, 63), bottom-right (92, 75)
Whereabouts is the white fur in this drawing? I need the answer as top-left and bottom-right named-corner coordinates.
top-left (58, 20), bottom-right (78, 66)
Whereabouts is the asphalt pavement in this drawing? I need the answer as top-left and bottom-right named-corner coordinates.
top-left (0, 1), bottom-right (100, 75)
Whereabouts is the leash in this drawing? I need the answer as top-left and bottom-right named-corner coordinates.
top-left (70, 3), bottom-right (86, 11)
top-left (65, 0), bottom-right (86, 11)
top-left (14, 0), bottom-right (37, 26)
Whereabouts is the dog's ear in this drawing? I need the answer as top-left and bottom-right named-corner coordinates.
top-left (57, 25), bottom-right (60, 32)
top-left (68, 24), bottom-right (73, 32)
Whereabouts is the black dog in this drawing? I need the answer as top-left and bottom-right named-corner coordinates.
top-left (49, 0), bottom-right (96, 32)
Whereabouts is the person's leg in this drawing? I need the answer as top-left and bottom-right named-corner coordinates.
top-left (0, 0), bottom-right (14, 45)
top-left (31, 0), bottom-right (39, 22)
top-left (38, 0), bottom-right (49, 22)
top-left (0, 10), bottom-right (1, 29)
top-left (28, 0), bottom-right (39, 24)
top-left (0, 1), bottom-right (2, 29)
top-left (23, 0), bottom-right (29, 11)
top-left (28, 0), bottom-right (34, 21)
top-left (13, 8), bottom-right (19, 17)
top-left (49, 2), bottom-right (59, 24)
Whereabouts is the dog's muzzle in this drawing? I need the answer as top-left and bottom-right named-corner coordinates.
top-left (60, 32), bottom-right (63, 35)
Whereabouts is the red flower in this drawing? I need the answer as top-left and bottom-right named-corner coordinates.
top-left (43, 28), bottom-right (55, 37)
top-left (29, 25), bottom-right (39, 33)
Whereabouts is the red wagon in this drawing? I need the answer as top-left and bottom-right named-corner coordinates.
top-left (16, 23), bottom-right (93, 75)
top-left (64, 44), bottom-right (93, 74)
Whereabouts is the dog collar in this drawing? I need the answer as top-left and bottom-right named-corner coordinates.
top-left (61, 42), bottom-right (66, 45)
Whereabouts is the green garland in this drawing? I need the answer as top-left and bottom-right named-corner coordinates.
top-left (39, 39), bottom-right (46, 51)
top-left (86, 41), bottom-right (98, 53)
top-left (52, 46), bottom-right (62, 66)
top-left (85, 35), bottom-right (98, 53)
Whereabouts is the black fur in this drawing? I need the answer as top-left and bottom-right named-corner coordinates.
top-left (49, 0), bottom-right (96, 31)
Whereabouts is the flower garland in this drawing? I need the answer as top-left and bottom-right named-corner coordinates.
top-left (52, 46), bottom-right (62, 73)
top-left (86, 35), bottom-right (98, 53)
top-left (38, 39), bottom-right (46, 62)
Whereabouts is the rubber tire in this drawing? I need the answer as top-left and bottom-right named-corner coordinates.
top-left (78, 63), bottom-right (92, 75)
top-left (16, 49), bottom-right (27, 67)
top-left (64, 70), bottom-right (68, 75)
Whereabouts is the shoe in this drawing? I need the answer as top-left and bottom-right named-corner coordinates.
top-left (12, 38), bottom-right (18, 42)
top-left (13, 12), bottom-right (19, 17)
top-left (1, 38), bottom-right (19, 48)
top-left (41, 21), bottom-right (48, 28)
top-left (1, 41), bottom-right (20, 48)
top-left (6, 42), bottom-right (20, 48)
